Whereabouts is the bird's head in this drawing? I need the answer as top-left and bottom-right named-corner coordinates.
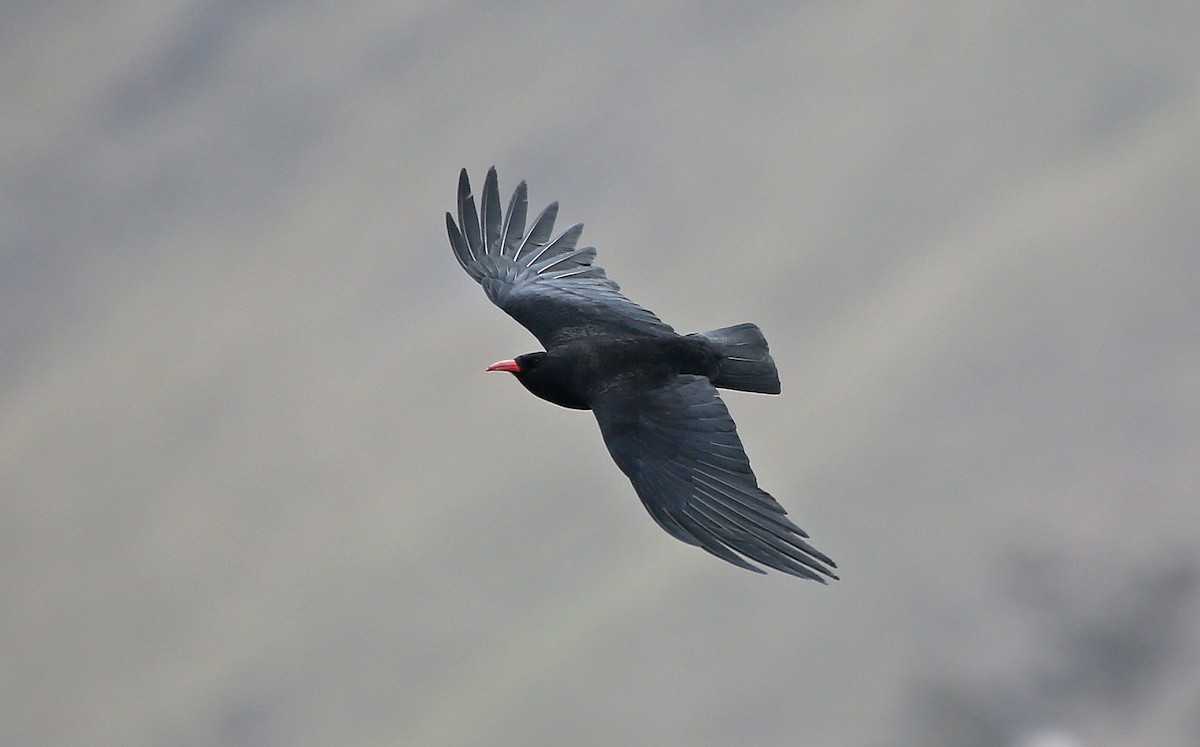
top-left (485, 352), bottom-right (540, 376)
top-left (486, 352), bottom-right (588, 410)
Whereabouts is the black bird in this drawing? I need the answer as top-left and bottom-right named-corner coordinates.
top-left (446, 168), bottom-right (837, 582)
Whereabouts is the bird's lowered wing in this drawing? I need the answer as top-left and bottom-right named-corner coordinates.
top-left (592, 375), bottom-right (837, 581)
top-left (446, 168), bottom-right (673, 349)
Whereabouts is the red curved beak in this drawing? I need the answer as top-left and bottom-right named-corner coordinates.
top-left (486, 359), bottom-right (521, 373)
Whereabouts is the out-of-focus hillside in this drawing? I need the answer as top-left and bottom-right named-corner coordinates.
top-left (3, 3), bottom-right (1199, 745)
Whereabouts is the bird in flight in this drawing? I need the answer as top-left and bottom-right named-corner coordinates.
top-left (446, 168), bottom-right (836, 581)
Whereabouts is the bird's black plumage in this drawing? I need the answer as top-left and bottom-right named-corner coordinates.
top-left (446, 167), bottom-right (836, 581)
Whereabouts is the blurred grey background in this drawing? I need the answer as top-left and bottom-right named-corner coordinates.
top-left (4, 2), bottom-right (1199, 746)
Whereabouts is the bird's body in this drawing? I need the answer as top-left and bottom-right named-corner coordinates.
top-left (446, 168), bottom-right (837, 582)
top-left (502, 334), bottom-right (719, 410)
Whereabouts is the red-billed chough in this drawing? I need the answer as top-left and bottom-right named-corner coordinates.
top-left (446, 168), bottom-right (837, 582)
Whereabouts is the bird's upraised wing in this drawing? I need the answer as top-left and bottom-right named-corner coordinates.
top-left (592, 375), bottom-right (837, 581)
top-left (446, 168), bottom-right (673, 349)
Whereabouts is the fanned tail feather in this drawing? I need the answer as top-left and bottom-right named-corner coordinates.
top-left (692, 323), bottom-right (781, 394)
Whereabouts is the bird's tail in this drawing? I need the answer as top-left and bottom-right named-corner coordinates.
top-left (691, 323), bottom-right (781, 394)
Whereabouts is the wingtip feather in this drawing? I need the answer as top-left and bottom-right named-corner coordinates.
top-left (514, 201), bottom-right (559, 262)
top-left (481, 168), bottom-right (502, 256)
top-left (501, 180), bottom-right (528, 255)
